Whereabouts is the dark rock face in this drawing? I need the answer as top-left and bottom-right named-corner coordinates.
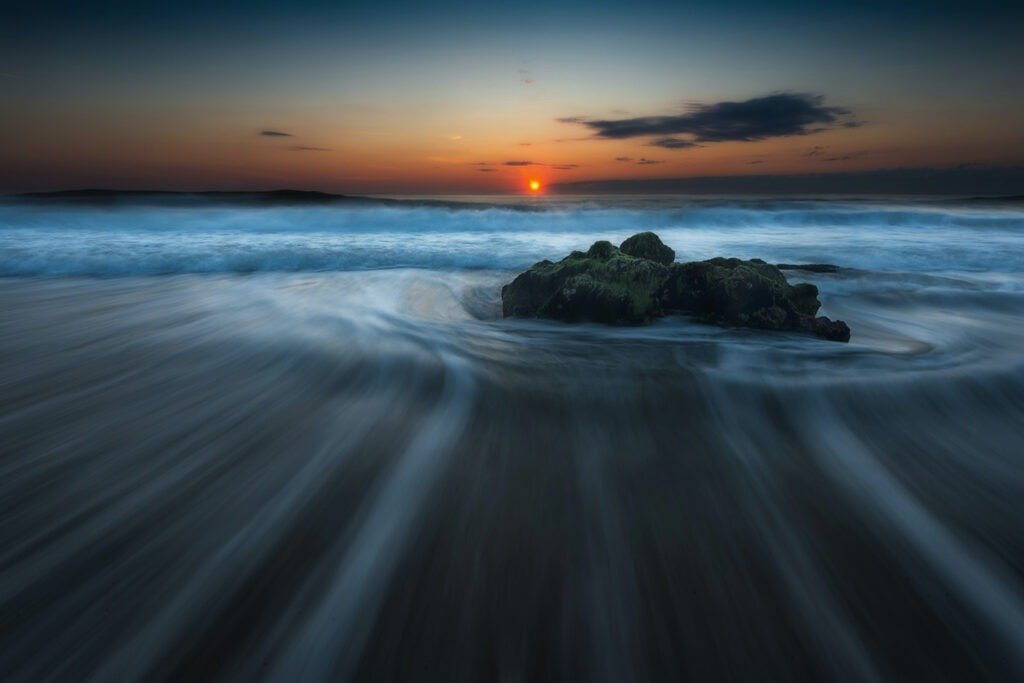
top-left (658, 258), bottom-right (849, 339)
top-left (807, 315), bottom-right (852, 342)
top-left (790, 283), bottom-right (822, 316)
top-left (502, 233), bottom-right (851, 341)
top-left (619, 232), bottom-right (675, 265)
top-left (660, 257), bottom-right (818, 326)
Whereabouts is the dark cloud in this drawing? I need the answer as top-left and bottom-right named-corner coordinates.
top-left (650, 137), bottom-right (699, 150)
top-left (636, 158), bottom-right (663, 165)
top-left (288, 146), bottom-right (331, 152)
top-left (556, 117), bottom-right (586, 124)
top-left (550, 165), bottom-right (1024, 196)
top-left (748, 160), bottom-right (765, 165)
top-left (550, 164), bottom-right (580, 170)
top-left (477, 168), bottom-right (497, 172)
top-left (562, 93), bottom-right (856, 148)
top-left (504, 160), bottom-right (537, 166)
top-left (803, 145), bottom-right (827, 157)
top-left (259, 130), bottom-right (292, 137)
top-left (614, 156), bottom-right (633, 162)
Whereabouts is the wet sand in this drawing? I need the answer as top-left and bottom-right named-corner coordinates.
top-left (2, 271), bottom-right (1023, 681)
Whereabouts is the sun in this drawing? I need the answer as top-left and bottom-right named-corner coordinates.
top-left (528, 179), bottom-right (541, 192)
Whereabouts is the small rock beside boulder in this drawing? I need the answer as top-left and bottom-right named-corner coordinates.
top-left (502, 232), bottom-right (851, 342)
top-left (777, 263), bottom-right (841, 273)
top-left (659, 257), bottom-right (850, 341)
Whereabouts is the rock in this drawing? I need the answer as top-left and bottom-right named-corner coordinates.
top-left (790, 283), bottom-right (821, 317)
top-left (776, 263), bottom-right (841, 273)
top-left (619, 232), bottom-right (675, 265)
top-left (539, 274), bottom-right (638, 324)
top-left (804, 316), bottom-right (851, 342)
top-left (586, 240), bottom-right (616, 260)
top-left (502, 232), bottom-right (851, 341)
top-left (501, 240), bottom-right (668, 325)
top-left (659, 258), bottom-right (788, 320)
top-left (658, 257), bottom-right (848, 340)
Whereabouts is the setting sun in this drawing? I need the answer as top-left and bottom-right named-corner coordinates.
top-left (528, 180), bottom-right (541, 192)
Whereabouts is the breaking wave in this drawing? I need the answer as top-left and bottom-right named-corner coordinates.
top-left (1, 196), bottom-right (1023, 276)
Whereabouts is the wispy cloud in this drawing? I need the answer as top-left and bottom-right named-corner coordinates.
top-left (288, 146), bottom-right (331, 152)
top-left (636, 158), bottom-right (663, 165)
top-left (469, 160), bottom-right (580, 170)
top-left (813, 148), bottom-right (869, 162)
top-left (560, 93), bottom-right (857, 149)
top-left (614, 156), bottom-right (633, 162)
top-left (259, 130), bottom-right (292, 137)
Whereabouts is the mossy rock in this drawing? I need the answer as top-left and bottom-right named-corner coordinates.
top-left (659, 258), bottom-right (844, 337)
top-left (661, 259), bottom-right (804, 324)
top-left (502, 232), bottom-right (850, 341)
top-left (619, 232), bottom-right (675, 265)
top-left (586, 240), bottom-right (617, 260)
top-left (501, 239), bottom-right (668, 324)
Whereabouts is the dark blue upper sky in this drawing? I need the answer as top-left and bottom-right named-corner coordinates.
top-left (3, 0), bottom-right (1022, 193)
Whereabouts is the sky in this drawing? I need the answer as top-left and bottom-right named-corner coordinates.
top-left (2, 0), bottom-right (1023, 194)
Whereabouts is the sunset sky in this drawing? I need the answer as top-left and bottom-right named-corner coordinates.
top-left (3, 0), bottom-right (1023, 194)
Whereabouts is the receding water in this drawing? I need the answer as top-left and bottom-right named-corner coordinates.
top-left (1, 196), bottom-right (1023, 681)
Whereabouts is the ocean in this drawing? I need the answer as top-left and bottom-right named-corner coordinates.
top-left (2, 194), bottom-right (1023, 681)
